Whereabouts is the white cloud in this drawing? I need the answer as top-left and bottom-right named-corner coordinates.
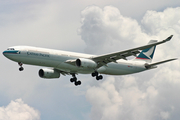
top-left (78, 6), bottom-right (149, 54)
top-left (86, 74), bottom-right (180, 120)
top-left (80, 6), bottom-right (180, 120)
top-left (0, 99), bottom-right (40, 120)
top-left (142, 7), bottom-right (180, 35)
top-left (160, 111), bottom-right (170, 120)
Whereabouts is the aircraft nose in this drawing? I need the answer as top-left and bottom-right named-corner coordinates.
top-left (2, 50), bottom-right (19, 58)
top-left (3, 50), bottom-right (8, 57)
top-left (2, 50), bottom-right (6, 56)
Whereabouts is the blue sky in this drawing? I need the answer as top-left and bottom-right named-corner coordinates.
top-left (1, 0), bottom-right (180, 120)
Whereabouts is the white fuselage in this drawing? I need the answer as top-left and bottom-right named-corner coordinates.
top-left (3, 46), bottom-right (147, 75)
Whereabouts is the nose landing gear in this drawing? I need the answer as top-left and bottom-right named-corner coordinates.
top-left (18, 62), bottom-right (24, 71)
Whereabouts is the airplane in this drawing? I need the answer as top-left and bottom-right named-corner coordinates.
top-left (3, 35), bottom-right (177, 86)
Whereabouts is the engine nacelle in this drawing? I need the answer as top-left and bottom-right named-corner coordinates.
top-left (76, 58), bottom-right (97, 68)
top-left (38, 68), bottom-right (60, 79)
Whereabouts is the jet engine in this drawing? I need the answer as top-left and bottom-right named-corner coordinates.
top-left (38, 68), bottom-right (60, 78)
top-left (76, 58), bottom-right (97, 68)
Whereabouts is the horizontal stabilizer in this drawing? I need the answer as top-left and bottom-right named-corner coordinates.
top-left (145, 58), bottom-right (177, 69)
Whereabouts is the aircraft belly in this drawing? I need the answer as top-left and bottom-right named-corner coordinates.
top-left (102, 63), bottom-right (145, 75)
top-left (24, 57), bottom-right (59, 67)
top-left (56, 62), bottom-right (94, 74)
top-left (9, 54), bottom-right (60, 67)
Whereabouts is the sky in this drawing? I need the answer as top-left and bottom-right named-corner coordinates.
top-left (0, 0), bottom-right (180, 120)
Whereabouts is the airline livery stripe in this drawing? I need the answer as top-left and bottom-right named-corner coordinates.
top-left (135, 57), bottom-right (150, 60)
top-left (3, 51), bottom-right (19, 54)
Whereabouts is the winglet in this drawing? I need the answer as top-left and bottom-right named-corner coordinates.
top-left (164, 35), bottom-right (173, 42)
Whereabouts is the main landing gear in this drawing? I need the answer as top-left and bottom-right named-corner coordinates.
top-left (18, 62), bottom-right (24, 71)
top-left (92, 71), bottom-right (103, 80)
top-left (70, 74), bottom-right (81, 86)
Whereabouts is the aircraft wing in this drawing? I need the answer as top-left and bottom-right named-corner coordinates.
top-left (145, 58), bottom-right (178, 69)
top-left (91, 35), bottom-right (173, 67)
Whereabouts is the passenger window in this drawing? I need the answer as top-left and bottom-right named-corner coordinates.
top-left (7, 48), bottom-right (15, 50)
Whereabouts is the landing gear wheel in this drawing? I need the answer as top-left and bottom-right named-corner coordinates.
top-left (96, 75), bottom-right (103, 80)
top-left (99, 75), bottom-right (103, 80)
top-left (70, 77), bottom-right (77, 82)
top-left (75, 81), bottom-right (81, 86)
top-left (77, 81), bottom-right (81, 85)
top-left (92, 71), bottom-right (103, 80)
top-left (70, 78), bottom-right (74, 82)
top-left (18, 62), bottom-right (24, 71)
top-left (19, 67), bottom-right (24, 71)
top-left (92, 73), bottom-right (96, 77)
top-left (96, 76), bottom-right (100, 80)
top-left (92, 71), bottom-right (98, 77)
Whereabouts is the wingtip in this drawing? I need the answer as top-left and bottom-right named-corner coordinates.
top-left (170, 58), bottom-right (178, 62)
top-left (165, 35), bottom-right (173, 41)
top-left (170, 35), bottom-right (173, 38)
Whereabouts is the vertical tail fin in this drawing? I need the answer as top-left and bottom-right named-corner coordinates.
top-left (134, 40), bottom-right (157, 63)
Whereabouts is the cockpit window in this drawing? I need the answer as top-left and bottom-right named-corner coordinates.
top-left (7, 48), bottom-right (15, 50)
